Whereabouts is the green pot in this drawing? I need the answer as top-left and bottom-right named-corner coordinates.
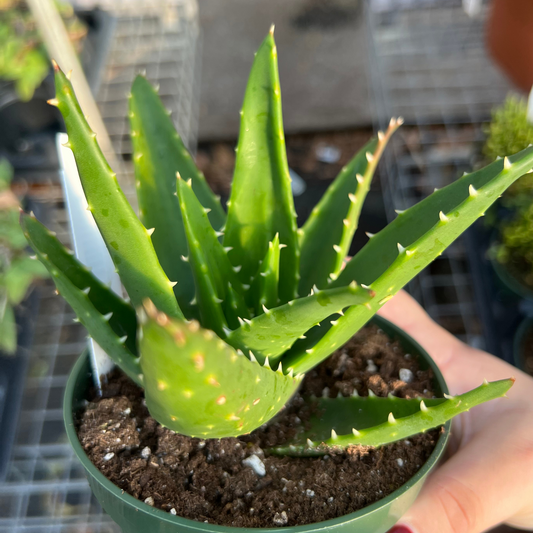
top-left (63, 315), bottom-right (450, 533)
top-left (513, 315), bottom-right (533, 375)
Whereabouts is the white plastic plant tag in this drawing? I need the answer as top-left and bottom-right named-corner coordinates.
top-left (56, 132), bottom-right (122, 389)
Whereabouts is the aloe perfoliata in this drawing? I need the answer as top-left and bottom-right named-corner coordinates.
top-left (22, 29), bottom-right (522, 455)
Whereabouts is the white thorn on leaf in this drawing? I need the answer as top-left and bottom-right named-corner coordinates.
top-left (312, 284), bottom-right (320, 294)
top-left (443, 393), bottom-right (454, 400)
top-left (279, 243), bottom-right (287, 249)
top-left (483, 378), bottom-right (489, 385)
top-left (288, 368), bottom-right (294, 377)
top-left (243, 318), bottom-right (252, 325)
top-left (366, 152), bottom-right (374, 163)
top-left (214, 296), bottom-right (223, 303)
top-left (190, 296), bottom-right (197, 305)
top-left (348, 193), bottom-right (357, 203)
top-left (276, 362), bottom-right (283, 374)
top-left (397, 243), bottom-right (406, 254)
top-left (233, 265), bottom-right (242, 273)
top-left (439, 211), bottom-right (449, 223)
top-left (329, 272), bottom-right (338, 281)
top-left (503, 157), bottom-right (511, 170)
top-left (333, 244), bottom-right (342, 254)
top-left (365, 232), bottom-right (375, 239)
top-left (103, 312), bottom-right (113, 321)
top-left (224, 247), bottom-right (233, 253)
top-left (119, 335), bottom-right (128, 344)
top-left (377, 131), bottom-right (385, 141)
top-left (361, 283), bottom-right (370, 289)
top-left (82, 287), bottom-right (91, 295)
top-left (249, 351), bottom-right (258, 363)
top-left (305, 348), bottom-right (314, 354)
top-left (330, 320), bottom-right (338, 326)
top-left (307, 438), bottom-right (314, 448)
top-left (262, 304), bottom-right (271, 314)
top-left (343, 218), bottom-right (350, 227)
top-left (395, 209), bottom-right (405, 215)
top-left (215, 231), bottom-right (224, 237)
top-left (349, 280), bottom-right (358, 289)
top-left (388, 412), bottom-right (396, 424)
top-left (181, 255), bottom-right (189, 262)
top-left (331, 429), bottom-right (338, 440)
top-left (204, 207), bottom-right (211, 214)
top-left (352, 428), bottom-right (361, 436)
top-left (420, 400), bottom-right (428, 412)
top-left (469, 184), bottom-right (478, 197)
top-left (356, 173), bottom-right (364, 184)
top-left (351, 389), bottom-right (359, 397)
top-left (264, 356), bottom-right (271, 369)
top-left (238, 317), bottom-right (245, 327)
top-left (169, 280), bottom-right (178, 287)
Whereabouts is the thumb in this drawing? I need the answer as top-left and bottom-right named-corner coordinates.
top-left (389, 409), bottom-right (533, 533)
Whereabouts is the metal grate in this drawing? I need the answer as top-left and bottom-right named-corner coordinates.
top-left (367, 0), bottom-right (513, 348)
top-left (0, 0), bottom-right (199, 530)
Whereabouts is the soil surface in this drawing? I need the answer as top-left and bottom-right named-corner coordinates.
top-left (78, 325), bottom-right (441, 528)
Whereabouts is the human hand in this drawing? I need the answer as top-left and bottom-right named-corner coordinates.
top-left (379, 290), bottom-right (533, 533)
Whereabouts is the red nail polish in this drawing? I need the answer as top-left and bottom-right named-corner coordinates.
top-left (388, 526), bottom-right (413, 533)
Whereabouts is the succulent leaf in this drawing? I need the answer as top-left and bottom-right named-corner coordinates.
top-left (21, 212), bottom-right (138, 356)
top-left (139, 300), bottom-right (302, 438)
top-left (298, 119), bottom-right (401, 294)
top-left (269, 379), bottom-right (513, 456)
top-left (52, 65), bottom-right (182, 319)
top-left (225, 283), bottom-right (374, 364)
top-left (224, 29), bottom-right (299, 303)
top-left (283, 148), bottom-right (533, 373)
top-left (22, 214), bottom-right (141, 384)
top-left (249, 233), bottom-right (281, 315)
top-left (176, 177), bottom-right (249, 336)
top-left (129, 76), bottom-right (226, 317)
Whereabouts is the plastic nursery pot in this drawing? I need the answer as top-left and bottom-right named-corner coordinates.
top-left (64, 315), bottom-right (450, 533)
top-left (513, 316), bottom-right (533, 376)
top-left (490, 251), bottom-right (533, 302)
top-left (486, 0), bottom-right (533, 93)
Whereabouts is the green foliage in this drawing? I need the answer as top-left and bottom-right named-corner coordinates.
top-left (483, 95), bottom-right (533, 200)
top-left (24, 32), bottom-right (523, 446)
top-left (494, 201), bottom-right (533, 289)
top-left (0, 159), bottom-right (47, 354)
top-left (0, 0), bottom-right (86, 101)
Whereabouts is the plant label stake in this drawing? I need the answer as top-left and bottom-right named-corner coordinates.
top-left (57, 132), bottom-right (120, 391)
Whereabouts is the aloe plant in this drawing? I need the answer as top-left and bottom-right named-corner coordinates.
top-left (22, 30), bottom-right (524, 453)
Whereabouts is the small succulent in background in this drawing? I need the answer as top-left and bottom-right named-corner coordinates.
top-left (0, 158), bottom-right (47, 353)
top-left (0, 0), bottom-right (86, 101)
top-left (493, 202), bottom-right (533, 290)
top-left (483, 95), bottom-right (533, 203)
top-left (23, 30), bottom-right (524, 454)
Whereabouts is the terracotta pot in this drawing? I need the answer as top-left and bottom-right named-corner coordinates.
top-left (63, 316), bottom-right (451, 533)
top-left (487, 0), bottom-right (533, 93)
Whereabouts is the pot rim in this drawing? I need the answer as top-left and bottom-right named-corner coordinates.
top-left (64, 315), bottom-right (451, 532)
top-left (513, 315), bottom-right (533, 372)
top-left (489, 240), bottom-right (533, 301)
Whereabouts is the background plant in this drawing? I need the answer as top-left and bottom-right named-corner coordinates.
top-left (0, 0), bottom-right (86, 101)
top-left (0, 158), bottom-right (47, 353)
top-left (483, 94), bottom-right (533, 203)
top-left (22, 31), bottom-right (523, 455)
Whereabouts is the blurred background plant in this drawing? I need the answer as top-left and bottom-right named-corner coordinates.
top-left (0, 158), bottom-right (47, 354)
top-left (483, 95), bottom-right (533, 204)
top-left (483, 95), bottom-right (533, 293)
top-left (0, 0), bottom-right (86, 102)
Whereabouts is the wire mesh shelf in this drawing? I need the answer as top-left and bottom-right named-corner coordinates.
top-left (1, 0), bottom-right (199, 530)
top-left (367, 0), bottom-right (513, 348)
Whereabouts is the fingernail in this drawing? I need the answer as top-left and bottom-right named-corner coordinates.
top-left (388, 526), bottom-right (413, 533)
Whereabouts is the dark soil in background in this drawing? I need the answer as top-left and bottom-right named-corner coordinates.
top-left (78, 325), bottom-right (440, 528)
